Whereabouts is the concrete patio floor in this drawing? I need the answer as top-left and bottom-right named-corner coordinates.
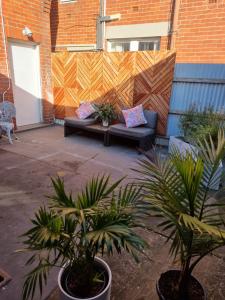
top-left (0, 125), bottom-right (225, 300)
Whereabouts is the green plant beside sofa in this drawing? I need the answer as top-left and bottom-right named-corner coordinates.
top-left (94, 103), bottom-right (117, 127)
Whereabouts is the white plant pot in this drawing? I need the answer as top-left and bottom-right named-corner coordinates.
top-left (168, 136), bottom-right (197, 156)
top-left (58, 257), bottom-right (112, 300)
top-left (169, 136), bottom-right (223, 190)
top-left (102, 120), bottom-right (109, 127)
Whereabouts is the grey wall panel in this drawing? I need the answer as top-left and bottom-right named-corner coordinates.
top-left (174, 64), bottom-right (225, 80)
top-left (170, 82), bottom-right (225, 112)
top-left (167, 63), bottom-right (225, 137)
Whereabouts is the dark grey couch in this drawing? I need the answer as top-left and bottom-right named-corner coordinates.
top-left (64, 116), bottom-right (96, 137)
top-left (108, 110), bottom-right (158, 150)
top-left (64, 110), bottom-right (158, 151)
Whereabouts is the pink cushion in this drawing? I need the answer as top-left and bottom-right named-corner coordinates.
top-left (76, 103), bottom-right (96, 119)
top-left (122, 105), bottom-right (147, 128)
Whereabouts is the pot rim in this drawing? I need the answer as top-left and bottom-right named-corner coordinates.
top-left (58, 256), bottom-right (112, 300)
top-left (156, 269), bottom-right (207, 300)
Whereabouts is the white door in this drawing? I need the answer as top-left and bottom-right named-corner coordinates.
top-left (9, 42), bottom-right (42, 126)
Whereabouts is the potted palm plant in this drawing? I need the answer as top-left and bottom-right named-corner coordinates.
top-left (94, 103), bottom-right (117, 127)
top-left (135, 130), bottom-right (225, 300)
top-left (19, 175), bottom-right (147, 300)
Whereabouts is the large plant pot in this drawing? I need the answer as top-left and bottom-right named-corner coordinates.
top-left (58, 257), bottom-right (112, 300)
top-left (156, 270), bottom-right (207, 300)
top-left (169, 136), bottom-right (223, 190)
top-left (168, 136), bottom-right (196, 156)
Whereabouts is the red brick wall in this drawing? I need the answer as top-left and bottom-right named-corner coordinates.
top-left (50, 0), bottom-right (171, 51)
top-left (50, 0), bottom-right (100, 49)
top-left (50, 0), bottom-right (225, 64)
top-left (106, 0), bottom-right (171, 26)
top-left (0, 0), bottom-right (54, 123)
top-left (175, 0), bottom-right (225, 63)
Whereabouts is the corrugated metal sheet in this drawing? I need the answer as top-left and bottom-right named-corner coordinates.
top-left (167, 63), bottom-right (225, 137)
top-left (170, 82), bottom-right (225, 112)
top-left (174, 63), bottom-right (225, 79)
top-left (167, 114), bottom-right (182, 137)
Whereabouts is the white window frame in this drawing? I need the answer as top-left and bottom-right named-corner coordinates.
top-left (107, 37), bottom-right (160, 52)
top-left (60, 0), bottom-right (76, 4)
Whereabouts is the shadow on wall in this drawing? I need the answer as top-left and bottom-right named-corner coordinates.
top-left (0, 72), bottom-right (53, 127)
top-left (52, 51), bottom-right (176, 135)
top-left (0, 73), bottom-right (13, 102)
top-left (50, 0), bottom-right (59, 51)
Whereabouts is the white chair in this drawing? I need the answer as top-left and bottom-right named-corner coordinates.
top-left (0, 101), bottom-right (16, 144)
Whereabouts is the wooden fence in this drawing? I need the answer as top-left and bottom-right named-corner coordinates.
top-left (52, 51), bottom-right (176, 135)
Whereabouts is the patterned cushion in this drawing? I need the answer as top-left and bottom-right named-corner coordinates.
top-left (122, 105), bottom-right (147, 128)
top-left (76, 103), bottom-right (96, 119)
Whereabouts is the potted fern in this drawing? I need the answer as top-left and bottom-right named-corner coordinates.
top-left (135, 130), bottom-right (225, 300)
top-left (94, 103), bottom-right (117, 127)
top-left (19, 175), bottom-right (146, 300)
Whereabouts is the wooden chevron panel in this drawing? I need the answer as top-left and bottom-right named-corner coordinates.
top-left (52, 51), bottom-right (176, 135)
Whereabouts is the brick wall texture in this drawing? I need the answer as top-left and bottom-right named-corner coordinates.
top-left (50, 0), bottom-right (225, 64)
top-left (0, 0), bottom-right (54, 123)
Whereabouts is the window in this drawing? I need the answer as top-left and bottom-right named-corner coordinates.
top-left (60, 0), bottom-right (76, 3)
top-left (107, 38), bottom-right (160, 52)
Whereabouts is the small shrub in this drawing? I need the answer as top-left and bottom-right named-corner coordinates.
top-left (179, 105), bottom-right (225, 145)
top-left (94, 103), bottom-right (117, 124)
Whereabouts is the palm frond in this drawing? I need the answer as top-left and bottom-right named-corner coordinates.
top-left (49, 177), bottom-right (75, 208)
top-left (22, 263), bottom-right (50, 300)
top-left (179, 213), bottom-right (225, 238)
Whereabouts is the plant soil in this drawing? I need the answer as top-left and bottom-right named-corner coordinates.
top-left (61, 262), bottom-right (108, 299)
top-left (157, 270), bottom-right (205, 300)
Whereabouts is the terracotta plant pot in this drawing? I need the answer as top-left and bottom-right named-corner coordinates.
top-left (58, 257), bottom-right (112, 300)
top-left (156, 270), bottom-right (207, 300)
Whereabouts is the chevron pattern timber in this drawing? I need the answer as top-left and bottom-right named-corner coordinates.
top-left (52, 51), bottom-right (176, 135)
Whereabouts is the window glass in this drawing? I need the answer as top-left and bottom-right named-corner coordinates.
top-left (139, 41), bottom-right (156, 51)
top-left (60, 0), bottom-right (76, 3)
top-left (109, 41), bottom-right (130, 52)
top-left (108, 38), bottom-right (160, 52)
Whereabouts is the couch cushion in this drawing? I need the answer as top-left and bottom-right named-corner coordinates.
top-left (122, 105), bottom-right (147, 128)
top-left (65, 117), bottom-right (96, 127)
top-left (76, 103), bottom-right (96, 119)
top-left (144, 110), bottom-right (158, 129)
top-left (109, 123), bottom-right (154, 138)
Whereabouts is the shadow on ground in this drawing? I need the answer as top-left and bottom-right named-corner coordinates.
top-left (0, 126), bottom-right (225, 300)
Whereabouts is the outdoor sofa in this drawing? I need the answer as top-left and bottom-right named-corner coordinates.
top-left (64, 109), bottom-right (158, 151)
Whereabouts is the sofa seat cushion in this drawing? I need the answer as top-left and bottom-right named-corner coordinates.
top-left (109, 123), bottom-right (154, 138)
top-left (65, 117), bottom-right (96, 127)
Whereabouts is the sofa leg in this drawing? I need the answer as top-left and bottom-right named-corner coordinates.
top-left (104, 133), bottom-right (111, 147)
top-left (139, 136), bottom-right (153, 152)
top-left (64, 125), bottom-right (73, 137)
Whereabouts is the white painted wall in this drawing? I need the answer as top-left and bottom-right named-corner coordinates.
top-left (106, 22), bottom-right (169, 39)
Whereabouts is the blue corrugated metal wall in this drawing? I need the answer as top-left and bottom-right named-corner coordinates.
top-left (167, 64), bottom-right (225, 136)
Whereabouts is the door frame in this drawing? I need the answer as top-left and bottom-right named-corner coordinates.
top-left (8, 38), bottom-right (43, 125)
